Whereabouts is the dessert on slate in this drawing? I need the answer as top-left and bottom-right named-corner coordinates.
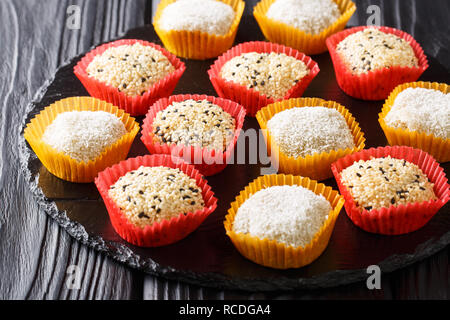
top-left (153, 0), bottom-right (245, 60)
top-left (266, 106), bottom-right (355, 158)
top-left (256, 97), bottom-right (365, 181)
top-left (220, 51), bottom-right (310, 100)
top-left (151, 99), bottom-right (236, 152)
top-left (379, 82), bottom-right (450, 163)
top-left (224, 174), bottom-right (345, 269)
top-left (42, 111), bottom-right (127, 163)
top-left (253, 0), bottom-right (356, 54)
top-left (86, 42), bottom-right (175, 97)
top-left (95, 154), bottom-right (218, 247)
top-left (108, 166), bottom-right (205, 229)
top-left (23, 96), bottom-right (139, 183)
top-left (332, 146), bottom-right (450, 235)
top-left (158, 0), bottom-right (236, 36)
top-left (232, 185), bottom-right (332, 249)
top-left (326, 26), bottom-right (428, 100)
top-left (141, 94), bottom-right (246, 176)
top-left (335, 28), bottom-right (418, 75)
top-left (74, 39), bottom-right (185, 116)
top-left (340, 156), bottom-right (436, 212)
top-left (208, 41), bottom-right (320, 116)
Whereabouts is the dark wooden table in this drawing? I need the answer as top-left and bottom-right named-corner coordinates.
top-left (1, 0), bottom-right (448, 300)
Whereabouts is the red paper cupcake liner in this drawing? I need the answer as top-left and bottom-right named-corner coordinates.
top-left (331, 146), bottom-right (449, 235)
top-left (74, 39), bottom-right (186, 116)
top-left (141, 94), bottom-right (246, 176)
top-left (95, 154), bottom-right (218, 247)
top-left (207, 41), bottom-right (320, 117)
top-left (326, 26), bottom-right (428, 101)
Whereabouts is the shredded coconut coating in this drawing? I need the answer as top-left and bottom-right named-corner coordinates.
top-left (336, 28), bottom-right (418, 75)
top-left (158, 0), bottom-right (235, 36)
top-left (152, 99), bottom-right (236, 152)
top-left (340, 156), bottom-right (436, 211)
top-left (266, 0), bottom-right (341, 35)
top-left (267, 107), bottom-right (355, 158)
top-left (220, 52), bottom-right (309, 100)
top-left (385, 87), bottom-right (450, 140)
top-left (233, 185), bottom-right (332, 248)
top-left (108, 166), bottom-right (205, 228)
top-left (87, 43), bottom-right (175, 96)
top-left (42, 111), bottom-right (127, 163)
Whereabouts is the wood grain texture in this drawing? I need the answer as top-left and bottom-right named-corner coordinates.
top-left (0, 0), bottom-right (448, 300)
top-left (0, 0), bottom-right (147, 300)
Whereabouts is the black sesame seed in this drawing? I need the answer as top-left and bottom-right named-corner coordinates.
top-left (127, 196), bottom-right (131, 202)
top-left (356, 173), bottom-right (362, 178)
top-left (420, 187), bottom-right (425, 190)
top-left (139, 212), bottom-right (149, 219)
top-left (261, 81), bottom-right (265, 86)
top-left (142, 77), bottom-right (146, 83)
top-left (139, 190), bottom-right (144, 195)
top-left (391, 198), bottom-right (396, 204)
top-left (384, 177), bottom-right (389, 182)
top-left (183, 195), bottom-right (191, 200)
top-left (365, 206), bottom-right (373, 211)
top-left (276, 64), bottom-right (281, 68)
top-left (156, 208), bottom-right (161, 214)
top-left (190, 201), bottom-right (196, 205)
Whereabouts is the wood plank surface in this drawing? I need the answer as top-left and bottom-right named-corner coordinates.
top-left (0, 0), bottom-right (448, 300)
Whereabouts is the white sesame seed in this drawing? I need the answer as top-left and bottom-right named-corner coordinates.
top-left (336, 28), bottom-right (418, 75)
top-left (340, 156), bottom-right (436, 211)
top-left (385, 87), bottom-right (450, 140)
top-left (108, 166), bottom-right (205, 228)
top-left (87, 43), bottom-right (175, 96)
top-left (220, 52), bottom-right (309, 99)
top-left (152, 99), bottom-right (236, 152)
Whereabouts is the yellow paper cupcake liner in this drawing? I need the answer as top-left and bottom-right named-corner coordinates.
top-left (153, 0), bottom-right (245, 60)
top-left (379, 81), bottom-right (450, 163)
top-left (256, 98), bottom-right (366, 181)
top-left (253, 0), bottom-right (356, 55)
top-left (224, 174), bottom-right (344, 269)
top-left (24, 97), bottom-right (140, 183)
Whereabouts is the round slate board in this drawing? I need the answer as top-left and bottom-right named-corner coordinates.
top-left (21, 20), bottom-right (450, 291)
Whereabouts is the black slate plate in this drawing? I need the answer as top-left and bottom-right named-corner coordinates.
top-left (20, 19), bottom-right (450, 291)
